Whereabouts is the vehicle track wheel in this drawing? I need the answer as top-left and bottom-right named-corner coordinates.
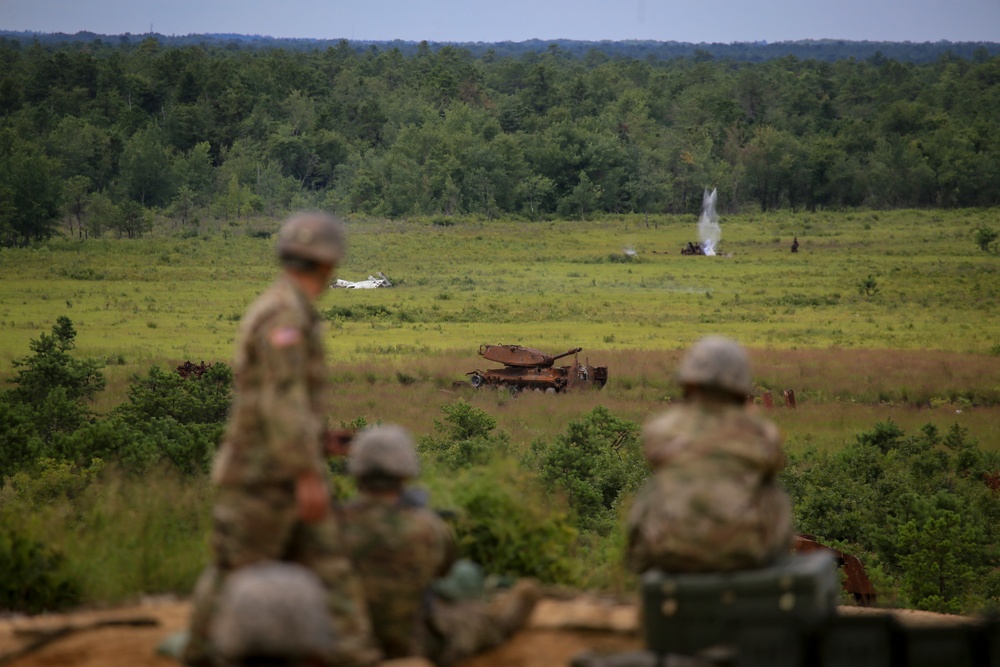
top-left (470, 374), bottom-right (484, 388)
top-left (507, 385), bottom-right (521, 397)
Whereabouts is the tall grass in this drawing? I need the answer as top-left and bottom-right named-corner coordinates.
top-left (1, 210), bottom-right (998, 604)
top-left (0, 466), bottom-right (212, 603)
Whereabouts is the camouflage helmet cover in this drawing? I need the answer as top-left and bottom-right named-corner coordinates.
top-left (676, 336), bottom-right (753, 396)
top-left (276, 211), bottom-right (346, 265)
top-left (348, 424), bottom-right (420, 479)
top-left (211, 562), bottom-right (335, 660)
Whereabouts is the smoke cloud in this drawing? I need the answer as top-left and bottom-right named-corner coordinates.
top-left (698, 188), bottom-right (720, 256)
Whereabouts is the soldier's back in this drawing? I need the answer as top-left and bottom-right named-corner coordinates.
top-left (341, 496), bottom-right (454, 658)
top-left (627, 403), bottom-right (793, 573)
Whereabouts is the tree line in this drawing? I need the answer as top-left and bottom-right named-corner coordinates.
top-left (2, 35), bottom-right (999, 245)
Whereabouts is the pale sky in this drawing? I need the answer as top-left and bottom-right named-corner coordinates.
top-left (1, 0), bottom-right (998, 44)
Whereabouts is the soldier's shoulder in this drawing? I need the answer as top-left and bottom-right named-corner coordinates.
top-left (643, 404), bottom-right (699, 440)
top-left (724, 409), bottom-right (782, 445)
top-left (243, 280), bottom-right (309, 333)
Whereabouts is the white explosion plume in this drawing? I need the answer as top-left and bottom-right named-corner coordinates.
top-left (698, 188), bottom-right (721, 256)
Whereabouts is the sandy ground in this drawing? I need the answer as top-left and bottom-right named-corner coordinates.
top-left (0, 595), bottom-right (975, 667)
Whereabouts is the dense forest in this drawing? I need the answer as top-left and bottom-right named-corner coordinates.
top-left (5, 31), bottom-right (1000, 63)
top-left (1, 33), bottom-right (999, 246)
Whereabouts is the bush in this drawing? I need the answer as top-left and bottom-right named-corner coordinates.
top-left (782, 420), bottom-right (1000, 612)
top-left (525, 406), bottom-right (646, 533)
top-left (433, 462), bottom-right (579, 584)
top-left (418, 400), bottom-right (510, 469)
top-left (974, 225), bottom-right (998, 252)
top-left (0, 530), bottom-right (80, 613)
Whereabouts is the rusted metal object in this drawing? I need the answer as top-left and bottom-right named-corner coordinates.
top-left (794, 533), bottom-right (876, 606)
top-left (761, 391), bottom-right (774, 408)
top-left (176, 360), bottom-right (213, 379)
top-left (479, 344), bottom-right (581, 368)
top-left (784, 389), bottom-right (797, 408)
top-left (467, 345), bottom-right (608, 395)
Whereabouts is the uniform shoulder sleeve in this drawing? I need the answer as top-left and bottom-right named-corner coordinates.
top-left (245, 286), bottom-right (324, 479)
top-left (641, 408), bottom-right (691, 468)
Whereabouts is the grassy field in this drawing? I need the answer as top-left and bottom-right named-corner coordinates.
top-left (2, 208), bottom-right (1000, 606)
top-left (0, 208), bottom-right (998, 456)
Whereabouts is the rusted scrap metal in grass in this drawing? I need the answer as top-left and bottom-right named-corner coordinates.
top-left (466, 344), bottom-right (608, 395)
top-left (176, 360), bottom-right (213, 379)
top-left (794, 533), bottom-right (877, 606)
top-left (756, 389), bottom-right (797, 409)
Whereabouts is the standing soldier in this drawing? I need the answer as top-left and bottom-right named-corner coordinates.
top-left (626, 336), bottom-right (794, 573)
top-left (185, 211), bottom-right (377, 667)
top-left (340, 425), bottom-right (540, 666)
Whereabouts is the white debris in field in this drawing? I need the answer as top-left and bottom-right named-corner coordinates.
top-left (332, 272), bottom-right (392, 289)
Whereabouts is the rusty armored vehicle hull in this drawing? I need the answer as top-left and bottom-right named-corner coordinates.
top-left (467, 344), bottom-right (608, 395)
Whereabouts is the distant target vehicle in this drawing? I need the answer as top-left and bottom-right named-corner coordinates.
top-left (466, 344), bottom-right (608, 395)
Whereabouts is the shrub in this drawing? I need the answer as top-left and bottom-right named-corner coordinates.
top-left (782, 420), bottom-right (1000, 613)
top-left (974, 225), bottom-right (998, 252)
top-left (418, 400), bottom-right (510, 469)
top-left (0, 530), bottom-right (80, 613)
top-left (434, 462), bottom-right (579, 584)
top-left (525, 406), bottom-right (646, 533)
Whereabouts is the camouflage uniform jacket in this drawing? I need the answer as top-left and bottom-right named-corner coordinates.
top-left (626, 402), bottom-right (794, 573)
top-left (340, 494), bottom-right (457, 659)
top-left (212, 275), bottom-right (328, 487)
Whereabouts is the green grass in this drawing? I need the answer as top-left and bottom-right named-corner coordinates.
top-left (1, 209), bottom-right (998, 446)
top-left (1, 209), bottom-right (998, 606)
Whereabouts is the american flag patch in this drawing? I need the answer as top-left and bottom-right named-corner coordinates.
top-left (269, 327), bottom-right (302, 348)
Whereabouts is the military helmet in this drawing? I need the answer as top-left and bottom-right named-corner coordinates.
top-left (211, 562), bottom-right (335, 660)
top-left (348, 424), bottom-right (420, 479)
top-left (676, 336), bottom-right (753, 397)
top-left (276, 211), bottom-right (346, 265)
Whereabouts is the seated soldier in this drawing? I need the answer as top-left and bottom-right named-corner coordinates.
top-left (339, 425), bottom-right (539, 666)
top-left (626, 336), bottom-right (794, 573)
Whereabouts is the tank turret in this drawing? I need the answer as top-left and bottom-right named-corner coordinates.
top-left (479, 344), bottom-right (582, 368)
top-left (467, 344), bottom-right (606, 395)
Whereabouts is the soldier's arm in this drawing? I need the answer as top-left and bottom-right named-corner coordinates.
top-left (255, 312), bottom-right (326, 481)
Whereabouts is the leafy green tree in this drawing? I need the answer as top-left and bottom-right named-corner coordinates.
top-left (85, 192), bottom-right (122, 239)
top-left (897, 507), bottom-right (980, 612)
top-left (0, 318), bottom-right (105, 465)
top-left (0, 131), bottom-right (63, 247)
top-left (63, 175), bottom-right (92, 240)
top-left (118, 128), bottom-right (177, 207)
top-left (7, 317), bottom-right (105, 408)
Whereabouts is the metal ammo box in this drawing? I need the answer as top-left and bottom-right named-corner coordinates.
top-left (640, 551), bottom-right (838, 658)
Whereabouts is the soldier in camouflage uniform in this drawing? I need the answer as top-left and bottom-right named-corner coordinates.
top-left (626, 336), bottom-right (794, 573)
top-left (340, 425), bottom-right (540, 666)
top-left (185, 212), bottom-right (377, 667)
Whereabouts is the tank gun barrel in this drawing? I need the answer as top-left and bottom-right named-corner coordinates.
top-left (550, 347), bottom-right (583, 362)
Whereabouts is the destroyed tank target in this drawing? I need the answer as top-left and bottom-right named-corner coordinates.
top-left (467, 344), bottom-right (608, 395)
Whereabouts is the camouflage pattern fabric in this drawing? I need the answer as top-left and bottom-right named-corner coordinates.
top-left (212, 275), bottom-right (328, 487)
top-left (626, 402), bottom-right (794, 573)
top-left (426, 598), bottom-right (505, 667)
top-left (186, 275), bottom-right (377, 667)
top-left (340, 495), bottom-right (456, 660)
